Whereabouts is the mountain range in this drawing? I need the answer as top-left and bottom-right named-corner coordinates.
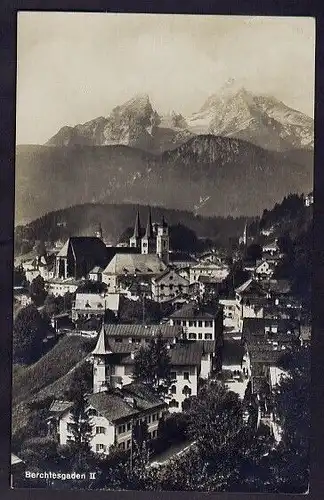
top-left (16, 81), bottom-right (313, 225)
top-left (15, 135), bottom-right (313, 225)
top-left (45, 80), bottom-right (314, 153)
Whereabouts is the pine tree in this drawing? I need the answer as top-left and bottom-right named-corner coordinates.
top-left (133, 331), bottom-right (171, 395)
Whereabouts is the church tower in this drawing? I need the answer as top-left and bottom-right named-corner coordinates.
top-left (141, 207), bottom-right (156, 254)
top-left (129, 207), bottom-right (142, 249)
top-left (156, 215), bottom-right (169, 264)
top-left (95, 223), bottom-right (103, 240)
top-left (92, 323), bottom-right (112, 394)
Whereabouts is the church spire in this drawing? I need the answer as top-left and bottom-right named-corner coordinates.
top-left (144, 207), bottom-right (154, 239)
top-left (133, 206), bottom-right (142, 239)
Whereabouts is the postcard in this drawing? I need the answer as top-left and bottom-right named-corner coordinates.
top-left (12, 12), bottom-right (314, 492)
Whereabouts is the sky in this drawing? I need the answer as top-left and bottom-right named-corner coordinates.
top-left (16, 13), bottom-right (315, 145)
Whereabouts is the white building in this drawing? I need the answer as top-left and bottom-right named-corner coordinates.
top-left (72, 292), bottom-right (120, 321)
top-left (219, 298), bottom-right (237, 330)
top-left (262, 240), bottom-right (280, 256)
top-left (254, 260), bottom-right (274, 279)
top-left (189, 262), bottom-right (230, 285)
top-left (91, 325), bottom-right (213, 414)
top-left (46, 278), bottom-right (81, 297)
top-left (168, 302), bottom-right (223, 343)
top-left (50, 384), bottom-right (167, 455)
top-left (102, 254), bottom-right (167, 293)
top-left (151, 269), bottom-right (189, 303)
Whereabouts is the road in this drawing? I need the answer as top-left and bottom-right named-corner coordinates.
top-left (149, 440), bottom-right (196, 468)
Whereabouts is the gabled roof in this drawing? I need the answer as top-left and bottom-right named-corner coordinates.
top-left (153, 268), bottom-right (189, 284)
top-left (57, 237), bottom-right (109, 268)
top-left (169, 342), bottom-right (204, 366)
top-left (103, 254), bottom-right (167, 276)
top-left (169, 252), bottom-right (197, 263)
top-left (235, 279), bottom-right (267, 297)
top-left (49, 400), bottom-right (74, 414)
top-left (88, 391), bottom-right (139, 422)
top-left (122, 382), bottom-right (165, 411)
top-left (89, 266), bottom-right (104, 274)
top-left (242, 318), bottom-right (300, 346)
top-left (104, 323), bottom-right (182, 340)
top-left (222, 340), bottom-right (244, 366)
top-left (169, 302), bottom-right (219, 320)
top-left (261, 279), bottom-right (292, 295)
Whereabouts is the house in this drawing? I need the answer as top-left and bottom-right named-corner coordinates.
top-left (49, 384), bottom-right (167, 455)
top-left (91, 326), bottom-right (213, 412)
top-left (167, 341), bottom-right (214, 412)
top-left (304, 192), bottom-right (314, 207)
top-left (22, 253), bottom-right (56, 282)
top-left (234, 279), bottom-right (269, 331)
top-left (254, 260), bottom-right (274, 279)
top-left (123, 280), bottom-right (152, 301)
top-left (46, 278), bottom-right (81, 297)
top-left (168, 302), bottom-right (223, 345)
top-left (151, 269), bottom-right (189, 303)
top-left (72, 292), bottom-right (120, 322)
top-left (219, 298), bottom-right (237, 330)
top-left (193, 275), bottom-right (226, 298)
top-left (262, 240), bottom-right (280, 256)
top-left (54, 237), bottom-right (109, 280)
top-left (88, 266), bottom-right (104, 282)
top-left (169, 252), bottom-right (198, 269)
top-left (102, 254), bottom-right (167, 292)
top-left (189, 262), bottom-right (230, 285)
top-left (221, 339), bottom-right (248, 399)
top-left (13, 287), bottom-right (32, 307)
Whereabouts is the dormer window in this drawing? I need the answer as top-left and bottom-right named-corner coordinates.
top-left (85, 301), bottom-right (91, 308)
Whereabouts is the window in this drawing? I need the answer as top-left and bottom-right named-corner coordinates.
top-left (160, 284), bottom-right (165, 291)
top-left (171, 385), bottom-right (177, 394)
top-left (205, 333), bottom-right (212, 340)
top-left (198, 333), bottom-right (202, 340)
top-left (67, 423), bottom-right (74, 433)
top-left (118, 442), bottom-right (126, 450)
top-left (198, 320), bottom-right (203, 327)
top-left (127, 422), bottom-right (132, 431)
top-left (169, 284), bottom-right (173, 290)
top-left (182, 320), bottom-right (187, 326)
top-left (143, 242), bottom-right (147, 247)
top-left (182, 385), bottom-right (191, 396)
top-left (174, 320), bottom-right (181, 326)
top-left (179, 285), bottom-right (183, 292)
top-left (88, 408), bottom-right (97, 417)
top-left (146, 415), bottom-right (151, 424)
top-left (127, 439), bottom-right (131, 449)
top-left (205, 321), bottom-right (213, 328)
top-left (169, 399), bottom-right (179, 408)
top-left (169, 275), bottom-right (173, 280)
top-left (96, 444), bottom-right (106, 452)
top-left (189, 332), bottom-right (197, 340)
top-left (170, 371), bottom-right (176, 381)
top-left (184, 371), bottom-right (189, 380)
top-left (152, 430), bottom-right (157, 438)
top-left (189, 320), bottom-right (197, 327)
top-left (95, 426), bottom-right (105, 434)
top-left (118, 424), bottom-right (126, 434)
top-left (115, 337), bottom-right (123, 343)
top-left (152, 413), bottom-right (157, 422)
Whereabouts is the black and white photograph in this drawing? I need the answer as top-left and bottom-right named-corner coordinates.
top-left (12, 12), bottom-right (314, 492)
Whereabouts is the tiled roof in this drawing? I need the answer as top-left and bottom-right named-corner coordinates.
top-left (88, 391), bottom-right (139, 422)
top-left (122, 382), bottom-right (165, 411)
top-left (169, 252), bottom-right (197, 263)
top-left (197, 275), bottom-right (224, 284)
top-left (49, 400), bottom-right (74, 414)
top-left (169, 302), bottom-right (218, 320)
top-left (261, 279), bottom-right (292, 295)
top-left (89, 266), bottom-right (104, 273)
top-left (169, 342), bottom-right (203, 366)
top-left (242, 318), bottom-right (300, 346)
top-left (103, 254), bottom-right (167, 276)
top-left (104, 323), bottom-right (183, 339)
top-left (222, 340), bottom-right (244, 366)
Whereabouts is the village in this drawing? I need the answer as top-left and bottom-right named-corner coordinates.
top-left (11, 196), bottom-right (312, 486)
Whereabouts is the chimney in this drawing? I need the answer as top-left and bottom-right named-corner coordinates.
top-left (124, 395), bottom-right (136, 408)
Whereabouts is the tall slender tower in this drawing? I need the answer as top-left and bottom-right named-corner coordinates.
top-left (141, 207), bottom-right (155, 254)
top-left (156, 215), bottom-right (169, 264)
top-left (129, 207), bottom-right (142, 249)
top-left (95, 223), bottom-right (103, 240)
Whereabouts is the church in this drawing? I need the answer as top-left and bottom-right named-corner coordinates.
top-left (101, 208), bottom-right (171, 292)
top-left (129, 207), bottom-right (170, 265)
